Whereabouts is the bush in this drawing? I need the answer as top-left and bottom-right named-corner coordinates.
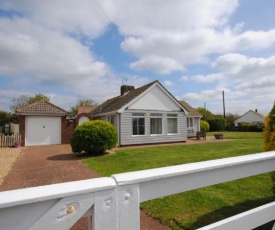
top-left (207, 118), bottom-right (226, 131)
top-left (200, 120), bottom-right (210, 132)
top-left (240, 122), bottom-right (264, 132)
top-left (70, 120), bottom-right (117, 154)
top-left (263, 101), bottom-right (275, 196)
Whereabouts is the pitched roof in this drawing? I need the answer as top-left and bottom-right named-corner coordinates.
top-left (16, 100), bottom-right (67, 115)
top-left (91, 80), bottom-right (158, 116)
top-left (178, 100), bottom-right (202, 117)
top-left (235, 109), bottom-right (264, 122)
top-left (78, 106), bottom-right (97, 115)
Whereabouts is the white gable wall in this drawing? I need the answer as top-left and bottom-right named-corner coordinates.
top-left (235, 110), bottom-right (264, 126)
top-left (128, 85), bottom-right (181, 111)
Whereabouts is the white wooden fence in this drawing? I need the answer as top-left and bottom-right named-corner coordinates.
top-left (0, 151), bottom-right (275, 230)
top-left (0, 134), bottom-right (21, 148)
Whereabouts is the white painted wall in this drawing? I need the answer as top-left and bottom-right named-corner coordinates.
top-left (78, 116), bottom-right (89, 125)
top-left (128, 85), bottom-right (180, 111)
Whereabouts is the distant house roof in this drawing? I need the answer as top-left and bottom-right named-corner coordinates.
top-left (91, 80), bottom-right (158, 116)
top-left (235, 109), bottom-right (264, 123)
top-left (78, 106), bottom-right (97, 115)
top-left (16, 100), bottom-right (67, 116)
top-left (178, 100), bottom-right (202, 117)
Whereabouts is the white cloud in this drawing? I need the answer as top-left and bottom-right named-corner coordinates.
top-left (163, 80), bottom-right (173, 87)
top-left (180, 76), bottom-right (189, 81)
top-left (191, 73), bottom-right (224, 83)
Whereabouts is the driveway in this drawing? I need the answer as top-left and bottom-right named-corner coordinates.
top-left (0, 145), bottom-right (169, 230)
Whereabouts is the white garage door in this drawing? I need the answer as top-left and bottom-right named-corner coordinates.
top-left (25, 117), bottom-right (61, 146)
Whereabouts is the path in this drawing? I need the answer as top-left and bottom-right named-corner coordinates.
top-left (0, 145), bottom-right (170, 230)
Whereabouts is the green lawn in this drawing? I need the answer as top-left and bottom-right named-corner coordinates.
top-left (83, 132), bottom-right (274, 229)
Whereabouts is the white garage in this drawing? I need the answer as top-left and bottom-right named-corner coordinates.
top-left (16, 100), bottom-right (68, 146)
top-left (25, 117), bottom-right (61, 146)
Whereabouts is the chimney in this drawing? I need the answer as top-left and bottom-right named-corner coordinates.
top-left (255, 109), bottom-right (258, 113)
top-left (121, 85), bottom-right (135, 96)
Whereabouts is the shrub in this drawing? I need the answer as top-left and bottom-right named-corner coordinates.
top-left (200, 120), bottom-right (210, 132)
top-left (240, 122), bottom-right (264, 132)
top-left (70, 120), bottom-right (117, 155)
top-left (263, 101), bottom-right (275, 196)
top-left (207, 118), bottom-right (226, 131)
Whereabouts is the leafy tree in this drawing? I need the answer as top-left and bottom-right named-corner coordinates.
top-left (10, 93), bottom-right (50, 112)
top-left (69, 99), bottom-right (98, 117)
top-left (197, 107), bottom-right (214, 121)
top-left (0, 110), bottom-right (11, 127)
top-left (263, 101), bottom-right (275, 195)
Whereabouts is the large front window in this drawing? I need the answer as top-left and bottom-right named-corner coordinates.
top-left (150, 114), bottom-right (162, 134)
top-left (167, 114), bottom-right (178, 134)
top-left (132, 113), bottom-right (145, 135)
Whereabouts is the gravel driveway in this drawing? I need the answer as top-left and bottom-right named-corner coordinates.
top-left (0, 147), bottom-right (21, 186)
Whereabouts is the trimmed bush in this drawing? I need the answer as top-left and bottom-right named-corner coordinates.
top-left (207, 118), bottom-right (226, 131)
top-left (70, 120), bottom-right (117, 154)
top-left (200, 120), bottom-right (210, 132)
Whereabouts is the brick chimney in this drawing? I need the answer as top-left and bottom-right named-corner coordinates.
top-left (121, 85), bottom-right (135, 96)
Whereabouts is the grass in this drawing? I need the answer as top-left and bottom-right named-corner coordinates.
top-left (83, 132), bottom-right (274, 229)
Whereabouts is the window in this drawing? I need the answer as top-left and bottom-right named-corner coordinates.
top-left (187, 118), bottom-right (193, 128)
top-left (150, 114), bottom-right (162, 135)
top-left (167, 114), bottom-right (178, 134)
top-left (132, 114), bottom-right (145, 135)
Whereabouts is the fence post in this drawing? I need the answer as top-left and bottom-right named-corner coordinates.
top-left (115, 183), bottom-right (140, 230)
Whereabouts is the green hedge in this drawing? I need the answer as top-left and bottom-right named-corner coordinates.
top-left (207, 118), bottom-right (226, 131)
top-left (240, 122), bottom-right (264, 132)
top-left (70, 120), bottom-right (118, 154)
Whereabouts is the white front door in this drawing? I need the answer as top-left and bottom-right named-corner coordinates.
top-left (25, 117), bottom-right (61, 146)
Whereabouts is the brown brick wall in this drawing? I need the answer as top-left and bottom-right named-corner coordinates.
top-left (19, 115), bottom-right (25, 146)
top-left (61, 117), bottom-right (76, 144)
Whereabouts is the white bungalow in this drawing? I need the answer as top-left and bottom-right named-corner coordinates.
top-left (91, 80), bottom-right (194, 146)
top-left (234, 109), bottom-right (264, 127)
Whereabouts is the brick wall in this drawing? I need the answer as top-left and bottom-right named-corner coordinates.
top-left (19, 115), bottom-right (25, 146)
top-left (61, 117), bottom-right (76, 144)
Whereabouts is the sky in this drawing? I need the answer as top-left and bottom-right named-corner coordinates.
top-left (0, 0), bottom-right (275, 116)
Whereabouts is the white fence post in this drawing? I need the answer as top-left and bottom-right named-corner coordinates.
top-left (115, 184), bottom-right (140, 230)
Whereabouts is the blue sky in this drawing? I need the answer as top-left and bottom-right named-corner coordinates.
top-left (0, 0), bottom-right (275, 115)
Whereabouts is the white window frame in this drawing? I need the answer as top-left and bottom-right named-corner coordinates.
top-left (132, 113), bottom-right (145, 136)
top-left (150, 113), bottom-right (163, 135)
top-left (167, 114), bottom-right (178, 134)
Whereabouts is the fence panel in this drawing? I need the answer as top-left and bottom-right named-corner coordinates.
top-left (0, 134), bottom-right (21, 148)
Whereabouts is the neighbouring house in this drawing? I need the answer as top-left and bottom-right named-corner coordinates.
top-left (234, 109), bottom-right (264, 127)
top-left (76, 106), bottom-right (95, 125)
top-left (16, 100), bottom-right (75, 146)
top-left (91, 80), bottom-right (192, 146)
top-left (178, 101), bottom-right (202, 137)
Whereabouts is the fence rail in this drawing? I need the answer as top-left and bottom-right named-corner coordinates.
top-left (0, 134), bottom-right (21, 148)
top-left (0, 151), bottom-right (275, 230)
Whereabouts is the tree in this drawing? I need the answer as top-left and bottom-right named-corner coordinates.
top-left (200, 120), bottom-right (210, 132)
top-left (263, 101), bottom-right (275, 195)
top-left (197, 107), bottom-right (214, 121)
top-left (0, 110), bottom-right (11, 127)
top-left (69, 99), bottom-right (98, 117)
top-left (10, 93), bottom-right (50, 112)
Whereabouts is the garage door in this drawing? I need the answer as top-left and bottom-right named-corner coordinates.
top-left (25, 117), bottom-right (61, 146)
